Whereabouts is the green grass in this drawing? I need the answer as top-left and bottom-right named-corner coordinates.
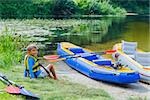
top-left (0, 33), bottom-right (22, 69)
top-left (0, 66), bottom-right (112, 100)
top-left (128, 96), bottom-right (147, 100)
top-left (0, 91), bottom-right (23, 100)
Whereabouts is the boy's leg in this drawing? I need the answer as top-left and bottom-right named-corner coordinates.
top-left (48, 64), bottom-right (57, 80)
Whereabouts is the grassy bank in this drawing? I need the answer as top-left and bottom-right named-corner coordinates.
top-left (0, 65), bottom-right (112, 100)
top-left (0, 32), bottom-right (112, 99)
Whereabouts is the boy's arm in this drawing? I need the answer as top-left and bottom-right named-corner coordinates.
top-left (28, 57), bottom-right (36, 78)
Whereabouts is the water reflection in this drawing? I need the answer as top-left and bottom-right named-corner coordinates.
top-left (122, 21), bottom-right (150, 51)
top-left (49, 16), bottom-right (149, 51)
top-left (50, 17), bottom-right (126, 46)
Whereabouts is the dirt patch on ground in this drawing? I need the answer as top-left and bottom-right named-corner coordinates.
top-left (50, 61), bottom-right (150, 100)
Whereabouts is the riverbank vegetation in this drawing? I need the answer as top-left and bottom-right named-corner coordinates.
top-left (110, 0), bottom-right (149, 15)
top-left (0, 0), bottom-right (149, 19)
top-left (0, 0), bottom-right (123, 18)
top-left (0, 30), bottom-right (22, 69)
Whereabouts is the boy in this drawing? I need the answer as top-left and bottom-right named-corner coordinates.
top-left (24, 44), bottom-right (57, 79)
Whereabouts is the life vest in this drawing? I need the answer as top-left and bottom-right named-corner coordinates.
top-left (24, 55), bottom-right (40, 77)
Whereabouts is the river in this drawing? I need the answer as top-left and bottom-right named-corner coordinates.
top-left (51, 16), bottom-right (149, 52)
top-left (0, 15), bottom-right (149, 55)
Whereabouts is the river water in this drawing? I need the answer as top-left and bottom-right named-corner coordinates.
top-left (52, 16), bottom-right (149, 52)
top-left (0, 16), bottom-right (149, 55)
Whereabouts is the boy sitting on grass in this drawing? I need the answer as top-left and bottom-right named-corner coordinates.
top-left (24, 44), bottom-right (57, 80)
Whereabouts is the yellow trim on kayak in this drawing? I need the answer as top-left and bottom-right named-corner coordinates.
top-left (61, 42), bottom-right (134, 73)
top-left (61, 47), bottom-right (74, 55)
top-left (83, 48), bottom-right (93, 52)
top-left (61, 42), bottom-right (80, 48)
top-left (61, 42), bottom-right (93, 52)
top-left (79, 58), bottom-right (134, 72)
top-left (117, 67), bottom-right (134, 73)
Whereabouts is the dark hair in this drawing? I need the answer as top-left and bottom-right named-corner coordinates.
top-left (27, 44), bottom-right (38, 51)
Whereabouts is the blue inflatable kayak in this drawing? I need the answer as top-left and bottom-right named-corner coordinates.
top-left (57, 42), bottom-right (140, 84)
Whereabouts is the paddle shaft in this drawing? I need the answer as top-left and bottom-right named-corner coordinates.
top-left (48, 55), bottom-right (81, 62)
top-left (38, 63), bottom-right (52, 78)
top-left (58, 50), bottom-right (115, 61)
top-left (38, 54), bottom-right (75, 60)
top-left (95, 50), bottom-right (116, 55)
top-left (0, 76), bottom-right (11, 86)
top-left (39, 50), bottom-right (116, 60)
top-left (0, 75), bottom-right (15, 87)
top-left (43, 50), bottom-right (115, 62)
top-left (0, 75), bottom-right (21, 88)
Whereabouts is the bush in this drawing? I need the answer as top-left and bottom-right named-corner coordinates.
top-left (51, 0), bottom-right (77, 17)
top-left (110, 0), bottom-right (149, 15)
top-left (97, 0), bottom-right (126, 15)
top-left (0, 30), bottom-right (22, 68)
top-left (73, 0), bottom-right (126, 15)
top-left (0, 0), bottom-right (127, 19)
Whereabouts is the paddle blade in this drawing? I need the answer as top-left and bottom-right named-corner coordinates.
top-left (105, 50), bottom-right (116, 54)
top-left (44, 55), bottom-right (66, 62)
top-left (47, 58), bottom-right (66, 62)
top-left (20, 88), bottom-right (39, 99)
top-left (6, 85), bottom-right (20, 94)
top-left (44, 55), bottom-right (59, 60)
top-left (143, 68), bottom-right (150, 70)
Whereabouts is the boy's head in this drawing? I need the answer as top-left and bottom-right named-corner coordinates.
top-left (27, 44), bottom-right (38, 57)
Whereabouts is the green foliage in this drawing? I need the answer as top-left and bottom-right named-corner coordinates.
top-left (0, 0), bottom-right (149, 18)
top-left (71, 0), bottom-right (126, 15)
top-left (0, 0), bottom-right (77, 18)
top-left (99, 1), bottom-right (115, 14)
top-left (110, 0), bottom-right (149, 14)
top-left (0, 0), bottom-right (51, 18)
top-left (51, 0), bottom-right (77, 17)
top-left (97, 0), bottom-right (126, 15)
top-left (0, 0), bottom-right (127, 19)
top-left (73, 0), bottom-right (92, 14)
top-left (0, 28), bottom-right (22, 68)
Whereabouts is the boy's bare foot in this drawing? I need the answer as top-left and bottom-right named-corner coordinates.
top-left (48, 74), bottom-right (52, 78)
top-left (54, 77), bottom-right (58, 80)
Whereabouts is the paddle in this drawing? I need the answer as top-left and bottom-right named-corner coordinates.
top-left (96, 50), bottom-right (116, 55)
top-left (44, 55), bottom-right (81, 62)
top-left (43, 50), bottom-right (116, 62)
top-left (38, 54), bottom-right (74, 62)
top-left (43, 50), bottom-right (116, 59)
top-left (38, 63), bottom-right (52, 78)
top-left (0, 76), bottom-right (20, 94)
top-left (0, 73), bottom-right (39, 99)
top-left (143, 68), bottom-right (150, 70)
